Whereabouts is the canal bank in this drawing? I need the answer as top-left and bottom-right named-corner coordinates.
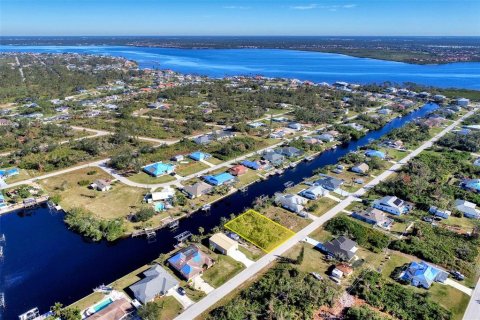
top-left (0, 103), bottom-right (438, 319)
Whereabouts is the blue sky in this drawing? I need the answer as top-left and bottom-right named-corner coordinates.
top-left (1, 0), bottom-right (479, 36)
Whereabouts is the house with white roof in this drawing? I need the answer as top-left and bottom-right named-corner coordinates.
top-left (372, 196), bottom-right (411, 215)
top-left (454, 199), bottom-right (480, 219)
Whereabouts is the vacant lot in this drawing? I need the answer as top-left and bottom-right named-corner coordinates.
top-left (202, 255), bottom-right (244, 287)
top-left (225, 209), bottom-right (295, 252)
top-left (40, 168), bottom-right (145, 220)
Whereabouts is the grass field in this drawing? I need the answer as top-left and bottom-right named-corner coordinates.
top-left (175, 161), bottom-right (209, 176)
top-left (40, 168), bottom-right (145, 220)
top-left (202, 255), bottom-right (244, 287)
top-left (262, 205), bottom-right (311, 232)
top-left (225, 209), bottom-right (296, 252)
top-left (126, 172), bottom-right (176, 184)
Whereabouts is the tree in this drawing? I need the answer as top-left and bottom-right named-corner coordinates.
top-left (132, 207), bottom-right (156, 222)
top-left (296, 246), bottom-right (305, 265)
top-left (198, 226), bottom-right (205, 236)
top-left (137, 302), bottom-right (162, 320)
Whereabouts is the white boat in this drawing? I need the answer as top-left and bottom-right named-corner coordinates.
top-left (93, 284), bottom-right (113, 293)
top-left (284, 181), bottom-right (294, 188)
top-left (201, 204), bottom-right (211, 211)
top-left (18, 307), bottom-right (40, 320)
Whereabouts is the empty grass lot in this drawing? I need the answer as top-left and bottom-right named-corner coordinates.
top-left (202, 255), bottom-right (244, 287)
top-left (126, 172), bottom-right (176, 184)
top-left (175, 161), bottom-right (209, 176)
top-left (225, 209), bottom-right (295, 252)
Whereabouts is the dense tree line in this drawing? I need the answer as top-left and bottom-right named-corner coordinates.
top-left (64, 207), bottom-right (126, 241)
top-left (438, 131), bottom-right (480, 152)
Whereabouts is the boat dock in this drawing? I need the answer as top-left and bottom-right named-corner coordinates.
top-left (0, 195), bottom-right (49, 216)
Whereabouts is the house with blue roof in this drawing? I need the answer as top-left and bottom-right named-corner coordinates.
top-left (167, 244), bottom-right (213, 280)
top-left (204, 172), bottom-right (236, 186)
top-left (0, 168), bottom-right (19, 179)
top-left (143, 162), bottom-right (175, 177)
top-left (461, 179), bottom-right (480, 193)
top-left (365, 149), bottom-right (386, 159)
top-left (241, 160), bottom-right (261, 170)
top-left (189, 151), bottom-right (211, 161)
top-left (400, 261), bottom-right (448, 289)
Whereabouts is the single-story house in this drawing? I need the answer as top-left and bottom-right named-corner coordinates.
top-left (288, 122), bottom-right (302, 131)
top-left (378, 108), bottom-right (392, 115)
top-left (171, 155), bottom-right (184, 162)
top-left (454, 199), bottom-right (480, 219)
top-left (457, 98), bottom-right (470, 107)
top-left (460, 179), bottom-right (480, 193)
top-left (189, 151), bottom-right (210, 161)
top-left (351, 208), bottom-right (394, 229)
top-left (209, 233), bottom-right (238, 255)
top-left (300, 185), bottom-right (329, 200)
top-left (323, 236), bottom-right (358, 262)
top-left (229, 164), bottom-right (248, 176)
top-left (248, 122), bottom-right (265, 128)
top-left (204, 172), bottom-right (236, 186)
top-left (277, 147), bottom-right (303, 158)
top-left (182, 181), bottom-right (213, 199)
top-left (194, 135), bottom-right (212, 145)
top-left (167, 244), bottom-right (213, 280)
top-left (365, 149), bottom-right (386, 159)
top-left (275, 193), bottom-right (308, 213)
top-left (316, 133), bottom-right (335, 143)
top-left (334, 264), bottom-right (354, 278)
top-left (151, 187), bottom-right (176, 202)
top-left (304, 137), bottom-right (322, 145)
top-left (0, 193), bottom-right (6, 208)
top-left (129, 264), bottom-right (179, 304)
top-left (473, 158), bottom-right (480, 167)
top-left (0, 168), bottom-right (19, 179)
top-left (400, 261), bottom-right (448, 289)
top-left (314, 175), bottom-right (344, 191)
top-left (429, 206), bottom-right (451, 219)
top-left (372, 196), bottom-right (411, 216)
top-left (241, 160), bottom-right (262, 170)
top-left (345, 123), bottom-right (364, 131)
top-left (262, 151), bottom-right (285, 166)
top-left (143, 162), bottom-right (175, 177)
top-left (351, 163), bottom-right (369, 174)
top-left (90, 179), bottom-right (112, 192)
top-left (86, 298), bottom-right (133, 320)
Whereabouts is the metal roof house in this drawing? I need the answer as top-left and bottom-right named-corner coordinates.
top-left (204, 172), bottom-right (236, 186)
top-left (129, 264), bottom-right (179, 304)
top-left (372, 196), bottom-right (410, 216)
top-left (351, 163), bottom-right (369, 174)
top-left (143, 162), bottom-right (175, 177)
top-left (400, 261), bottom-right (448, 289)
top-left (241, 160), bottom-right (261, 170)
top-left (460, 179), bottom-right (480, 193)
top-left (189, 151), bottom-right (211, 161)
top-left (300, 185), bottom-right (329, 200)
top-left (314, 175), bottom-right (344, 191)
top-left (454, 199), bottom-right (480, 219)
top-left (167, 245), bottom-right (213, 280)
top-left (0, 168), bottom-right (19, 179)
top-left (365, 149), bottom-right (386, 159)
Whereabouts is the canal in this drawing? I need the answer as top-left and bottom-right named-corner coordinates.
top-left (0, 103), bottom-right (437, 319)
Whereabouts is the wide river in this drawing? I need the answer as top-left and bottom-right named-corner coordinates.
top-left (0, 103), bottom-right (438, 319)
top-left (1, 46), bottom-right (480, 89)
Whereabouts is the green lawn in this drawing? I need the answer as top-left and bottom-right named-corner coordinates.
top-left (429, 284), bottom-right (470, 320)
top-left (175, 161), bottom-right (209, 177)
top-left (234, 170), bottom-right (260, 188)
top-left (307, 197), bottom-right (339, 217)
top-left (225, 209), bottom-right (296, 252)
top-left (202, 255), bottom-right (245, 287)
top-left (127, 172), bottom-right (176, 184)
top-left (152, 296), bottom-right (184, 320)
top-left (238, 245), bottom-right (264, 261)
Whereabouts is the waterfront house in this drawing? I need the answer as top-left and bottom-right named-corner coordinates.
top-left (365, 149), bottom-right (386, 159)
top-left (378, 108), bottom-right (392, 115)
top-left (316, 133), bottom-right (335, 142)
top-left (182, 181), bottom-right (212, 199)
top-left (275, 193), bottom-right (308, 213)
top-left (454, 199), bottom-right (480, 219)
top-left (86, 298), bottom-right (133, 320)
top-left (345, 123), bottom-right (364, 131)
top-left (143, 162), bottom-right (175, 177)
top-left (314, 175), bottom-right (344, 191)
top-left (323, 236), bottom-right (358, 262)
top-left (229, 164), bottom-right (248, 176)
top-left (167, 245), bottom-right (213, 280)
top-left (351, 208), bottom-right (393, 230)
top-left (262, 151), bottom-right (285, 166)
top-left (277, 147), bottom-right (303, 158)
top-left (241, 160), bottom-right (262, 170)
top-left (129, 264), bottom-right (179, 304)
top-left (429, 206), bottom-right (451, 219)
top-left (209, 233), bottom-right (238, 256)
top-left (171, 155), bottom-right (184, 162)
top-left (189, 151), bottom-right (210, 161)
top-left (300, 185), bottom-right (329, 200)
top-left (150, 187), bottom-right (176, 202)
top-left (0, 193), bottom-right (6, 208)
top-left (304, 137), bottom-right (322, 145)
top-left (248, 122), bottom-right (265, 128)
top-left (400, 261), bottom-right (448, 289)
top-left (204, 172), bottom-right (236, 186)
top-left (351, 163), bottom-right (369, 175)
top-left (372, 196), bottom-right (411, 215)
top-left (90, 179), bottom-right (112, 192)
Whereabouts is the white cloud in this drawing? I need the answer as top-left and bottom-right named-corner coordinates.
top-left (290, 3), bottom-right (357, 11)
top-left (223, 5), bottom-right (251, 10)
top-left (290, 4), bottom-right (318, 10)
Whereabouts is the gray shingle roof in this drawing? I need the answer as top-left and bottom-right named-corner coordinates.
top-left (129, 264), bottom-right (179, 304)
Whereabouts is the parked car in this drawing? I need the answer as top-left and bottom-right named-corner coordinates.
top-left (177, 287), bottom-right (186, 295)
top-left (227, 232), bottom-right (240, 241)
top-left (310, 272), bottom-right (323, 281)
top-left (451, 270), bottom-right (465, 281)
top-left (297, 211), bottom-right (308, 218)
top-left (422, 216), bottom-right (434, 223)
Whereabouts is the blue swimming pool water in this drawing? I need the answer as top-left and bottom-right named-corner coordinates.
top-left (93, 298), bottom-right (113, 313)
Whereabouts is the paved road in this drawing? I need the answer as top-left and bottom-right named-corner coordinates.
top-left (463, 277), bottom-right (480, 320)
top-left (174, 108), bottom-right (476, 320)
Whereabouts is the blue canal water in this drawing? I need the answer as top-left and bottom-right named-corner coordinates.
top-left (0, 103), bottom-right (437, 319)
top-left (1, 45), bottom-right (480, 89)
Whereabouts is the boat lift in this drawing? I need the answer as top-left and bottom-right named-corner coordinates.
top-left (174, 231), bottom-right (192, 244)
top-left (0, 234), bottom-right (4, 243)
top-left (0, 293), bottom-right (4, 308)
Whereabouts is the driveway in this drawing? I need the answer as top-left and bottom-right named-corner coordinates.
top-left (167, 288), bottom-right (194, 309)
top-left (444, 278), bottom-right (473, 296)
top-left (191, 276), bottom-right (214, 294)
top-left (303, 236), bottom-right (321, 248)
top-left (229, 249), bottom-right (254, 267)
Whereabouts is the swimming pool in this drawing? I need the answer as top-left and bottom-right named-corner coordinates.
top-left (92, 298), bottom-right (113, 313)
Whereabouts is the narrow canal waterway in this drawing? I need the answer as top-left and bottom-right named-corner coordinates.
top-left (0, 103), bottom-right (437, 319)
